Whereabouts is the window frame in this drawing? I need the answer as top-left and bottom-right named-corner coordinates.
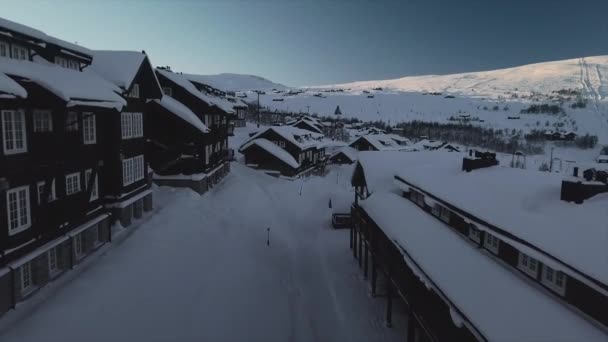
top-left (33, 110), bottom-right (53, 132)
top-left (82, 112), bottom-right (96, 144)
top-left (0, 40), bottom-right (8, 58)
top-left (162, 87), bottom-right (172, 97)
top-left (20, 262), bottom-right (33, 293)
top-left (65, 172), bottom-right (81, 196)
top-left (85, 169), bottom-right (99, 201)
top-left (2, 109), bottom-right (28, 155)
top-left (11, 44), bottom-right (28, 60)
top-left (541, 265), bottom-right (567, 296)
top-left (484, 232), bottom-right (500, 254)
top-left (517, 252), bottom-right (539, 278)
top-left (128, 83), bottom-right (140, 98)
top-left (37, 179), bottom-right (56, 204)
top-left (468, 224), bottom-right (481, 244)
top-left (6, 185), bottom-right (31, 236)
top-left (65, 111), bottom-right (79, 132)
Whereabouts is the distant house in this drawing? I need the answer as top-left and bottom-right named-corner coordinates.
top-left (349, 134), bottom-right (411, 151)
top-left (329, 147), bottom-right (358, 164)
top-left (290, 118), bottom-right (324, 134)
top-left (239, 126), bottom-right (326, 178)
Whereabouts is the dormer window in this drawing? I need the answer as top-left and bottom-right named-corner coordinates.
top-left (33, 110), bottom-right (53, 132)
top-left (484, 232), bottom-right (500, 254)
top-left (54, 56), bottom-right (79, 70)
top-left (11, 44), bottom-right (28, 60)
top-left (162, 87), bottom-right (172, 97)
top-left (541, 265), bottom-right (567, 296)
top-left (65, 112), bottom-right (79, 132)
top-left (0, 41), bottom-right (8, 58)
top-left (517, 252), bottom-right (539, 278)
top-left (468, 224), bottom-right (481, 243)
top-left (128, 84), bottom-right (140, 98)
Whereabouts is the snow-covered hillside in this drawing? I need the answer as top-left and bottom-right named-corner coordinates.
top-left (182, 73), bottom-right (288, 92)
top-left (226, 56), bottom-right (608, 144)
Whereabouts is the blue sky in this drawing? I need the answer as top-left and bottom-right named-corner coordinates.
top-left (2, 0), bottom-right (608, 86)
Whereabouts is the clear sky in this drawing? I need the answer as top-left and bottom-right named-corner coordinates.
top-left (2, 0), bottom-right (608, 86)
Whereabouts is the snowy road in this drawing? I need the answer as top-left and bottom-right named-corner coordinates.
top-left (0, 164), bottom-right (401, 342)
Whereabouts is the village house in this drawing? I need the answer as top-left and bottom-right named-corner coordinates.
top-left (348, 151), bottom-right (608, 340)
top-left (328, 146), bottom-right (358, 165)
top-left (0, 18), bottom-right (132, 314)
top-left (349, 133), bottom-right (411, 152)
top-left (153, 68), bottom-right (232, 192)
top-left (239, 126), bottom-right (326, 178)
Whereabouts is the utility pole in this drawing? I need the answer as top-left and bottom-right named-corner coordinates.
top-left (256, 91), bottom-right (261, 128)
top-left (549, 147), bottom-right (554, 172)
top-left (306, 105), bottom-right (310, 115)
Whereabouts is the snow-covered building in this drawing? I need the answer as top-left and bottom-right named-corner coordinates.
top-left (329, 146), bottom-right (358, 165)
top-left (287, 116), bottom-right (324, 135)
top-left (0, 17), bottom-right (136, 316)
top-left (349, 133), bottom-right (411, 152)
top-left (89, 50), bottom-right (161, 226)
top-left (239, 126), bottom-right (326, 178)
top-left (154, 68), bottom-right (232, 190)
top-left (349, 153), bottom-right (608, 340)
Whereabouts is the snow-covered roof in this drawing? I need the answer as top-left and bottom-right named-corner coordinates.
top-left (330, 146), bottom-right (359, 161)
top-left (157, 69), bottom-right (236, 114)
top-left (0, 72), bottom-right (27, 98)
top-left (360, 192), bottom-right (606, 341)
top-left (393, 163), bottom-right (608, 287)
top-left (246, 126), bottom-right (326, 150)
top-left (240, 138), bottom-right (300, 169)
top-left (356, 151), bottom-right (463, 193)
top-left (0, 16), bottom-right (91, 56)
top-left (411, 139), bottom-right (444, 150)
top-left (90, 50), bottom-right (147, 89)
top-left (0, 58), bottom-right (125, 108)
top-left (153, 95), bottom-right (209, 134)
top-left (290, 119), bottom-right (324, 134)
top-left (350, 134), bottom-right (412, 151)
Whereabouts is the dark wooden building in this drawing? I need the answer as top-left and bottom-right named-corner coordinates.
top-left (239, 126), bottom-right (326, 178)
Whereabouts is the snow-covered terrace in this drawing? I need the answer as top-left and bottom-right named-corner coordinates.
top-left (393, 164), bottom-right (608, 288)
top-left (360, 192), bottom-right (606, 341)
top-left (0, 58), bottom-right (126, 109)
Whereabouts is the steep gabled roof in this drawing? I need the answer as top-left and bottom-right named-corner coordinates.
top-left (350, 134), bottom-right (413, 151)
top-left (90, 50), bottom-right (155, 90)
top-left (152, 95), bottom-right (209, 134)
top-left (244, 126), bottom-right (325, 150)
top-left (0, 58), bottom-right (125, 109)
top-left (240, 138), bottom-right (300, 169)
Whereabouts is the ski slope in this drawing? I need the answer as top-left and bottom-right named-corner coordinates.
top-left (0, 163), bottom-right (401, 342)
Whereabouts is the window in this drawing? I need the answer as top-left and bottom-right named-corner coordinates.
top-left (33, 110), bottom-right (53, 132)
top-left (20, 262), bottom-right (33, 292)
top-left (439, 206), bottom-right (450, 223)
top-left (541, 265), bottom-right (567, 295)
top-left (484, 232), bottom-right (500, 254)
top-left (55, 56), bottom-right (68, 68)
top-left (6, 186), bottom-right (31, 235)
top-left (409, 189), bottom-right (425, 208)
top-left (2, 110), bottom-right (27, 155)
top-left (121, 112), bottom-right (133, 139)
top-left (205, 145), bottom-right (211, 164)
top-left (468, 224), bottom-right (481, 243)
top-left (128, 84), bottom-right (140, 98)
top-left (121, 112), bottom-right (143, 139)
top-left (122, 156), bottom-right (144, 186)
top-left (11, 44), bottom-right (28, 60)
top-left (135, 155), bottom-right (145, 181)
top-left (74, 234), bottom-right (83, 257)
top-left (65, 112), bottom-right (79, 131)
top-left (82, 113), bottom-right (96, 144)
top-left (0, 41), bottom-right (8, 58)
top-left (67, 59), bottom-right (79, 70)
top-left (37, 180), bottom-right (56, 204)
top-left (518, 253), bottom-right (539, 278)
top-left (85, 169), bottom-right (99, 201)
top-left (65, 172), bottom-right (81, 195)
top-left (162, 87), bottom-right (172, 96)
top-left (122, 158), bottom-right (133, 186)
top-left (48, 247), bottom-right (59, 274)
top-left (132, 113), bottom-right (143, 138)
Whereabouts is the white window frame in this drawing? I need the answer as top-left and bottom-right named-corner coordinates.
top-left (2, 109), bottom-right (27, 155)
top-left (541, 265), bottom-right (567, 296)
top-left (33, 110), bottom-right (53, 132)
top-left (484, 232), bottom-right (500, 254)
top-left (468, 224), bottom-right (481, 244)
top-left (82, 112), bottom-right (96, 144)
top-left (162, 87), bottom-right (172, 97)
top-left (121, 112), bottom-right (133, 139)
top-left (37, 179), bottom-right (56, 204)
top-left (20, 262), bottom-right (33, 293)
top-left (6, 185), bottom-right (31, 236)
top-left (132, 112), bottom-right (143, 138)
top-left (11, 44), bottom-right (28, 60)
top-left (517, 252), bottom-right (539, 278)
top-left (0, 40), bottom-right (8, 58)
top-left (66, 112), bottom-right (79, 132)
top-left (54, 56), bottom-right (67, 68)
top-left (48, 247), bottom-right (59, 275)
top-left (439, 206), bottom-right (450, 223)
top-left (128, 83), bottom-right (140, 98)
top-left (74, 234), bottom-right (83, 257)
top-left (65, 172), bottom-right (81, 195)
top-left (85, 169), bottom-right (99, 201)
top-left (67, 59), bottom-right (79, 70)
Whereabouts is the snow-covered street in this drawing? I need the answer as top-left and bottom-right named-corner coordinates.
top-left (0, 163), bottom-right (402, 342)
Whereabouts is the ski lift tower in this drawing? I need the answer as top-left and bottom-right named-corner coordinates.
top-left (334, 105), bottom-right (342, 140)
